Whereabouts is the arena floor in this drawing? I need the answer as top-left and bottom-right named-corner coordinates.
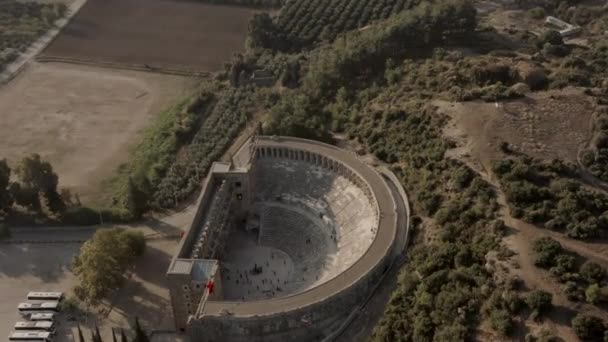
top-left (221, 229), bottom-right (296, 301)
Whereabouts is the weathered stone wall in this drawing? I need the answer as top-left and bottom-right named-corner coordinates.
top-left (188, 247), bottom-right (392, 342)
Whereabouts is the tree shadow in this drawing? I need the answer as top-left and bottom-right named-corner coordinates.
top-left (0, 242), bottom-right (79, 281)
top-left (106, 280), bottom-right (174, 332)
top-left (136, 217), bottom-right (184, 238)
top-left (547, 304), bottom-right (578, 327)
top-left (132, 244), bottom-right (172, 287)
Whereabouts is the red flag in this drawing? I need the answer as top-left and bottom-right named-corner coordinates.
top-left (206, 280), bottom-right (214, 294)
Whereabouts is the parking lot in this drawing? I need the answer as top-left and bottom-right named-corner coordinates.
top-left (0, 242), bottom-right (80, 339)
top-left (0, 226), bottom-right (179, 341)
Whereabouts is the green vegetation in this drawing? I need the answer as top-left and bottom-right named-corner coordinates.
top-left (493, 157), bottom-right (608, 239)
top-left (72, 228), bottom-right (146, 305)
top-left (244, 0), bottom-right (546, 338)
top-left (0, 223), bottom-right (10, 240)
top-left (108, 84), bottom-right (259, 213)
top-left (250, 0), bottom-right (425, 50)
top-left (195, 0), bottom-right (283, 7)
top-left (525, 290), bottom-right (553, 320)
top-left (571, 314), bottom-right (607, 341)
top-left (247, 1), bottom-right (520, 338)
top-left (0, 0), bottom-right (66, 71)
top-left (0, 154), bottom-right (68, 219)
top-left (109, 91), bottom-right (213, 213)
top-left (531, 236), bottom-right (608, 307)
top-left (152, 87), bottom-right (253, 208)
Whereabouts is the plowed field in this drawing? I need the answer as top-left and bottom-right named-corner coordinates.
top-left (41, 0), bottom-right (254, 72)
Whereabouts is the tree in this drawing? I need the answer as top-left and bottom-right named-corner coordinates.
top-left (526, 290), bottom-right (553, 320)
top-left (0, 159), bottom-right (13, 211)
top-left (120, 329), bottom-right (129, 342)
top-left (132, 318), bottom-right (150, 342)
top-left (123, 177), bottom-right (147, 219)
top-left (586, 283), bottom-right (601, 304)
top-left (571, 314), bottom-right (605, 341)
top-left (14, 154), bottom-right (64, 213)
top-left (581, 261), bottom-right (605, 284)
top-left (536, 30), bottom-right (563, 48)
top-left (77, 324), bottom-right (85, 342)
top-left (0, 223), bottom-right (10, 241)
top-left (532, 237), bottom-right (562, 268)
top-left (490, 308), bottom-right (514, 336)
top-left (72, 228), bottom-right (146, 304)
top-left (93, 325), bottom-right (103, 342)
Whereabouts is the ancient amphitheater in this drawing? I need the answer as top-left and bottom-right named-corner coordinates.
top-left (166, 136), bottom-right (409, 342)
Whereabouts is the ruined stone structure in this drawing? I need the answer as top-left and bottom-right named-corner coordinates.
top-left (167, 136), bottom-right (403, 341)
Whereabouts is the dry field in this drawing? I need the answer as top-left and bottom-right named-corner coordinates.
top-left (438, 87), bottom-right (594, 173)
top-left (0, 62), bottom-right (195, 205)
top-left (40, 0), bottom-right (255, 72)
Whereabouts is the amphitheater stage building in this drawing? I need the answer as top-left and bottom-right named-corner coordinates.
top-left (166, 136), bottom-right (408, 342)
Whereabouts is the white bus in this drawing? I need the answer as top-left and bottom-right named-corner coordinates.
top-left (8, 331), bottom-right (52, 341)
top-left (14, 321), bottom-right (55, 332)
top-left (29, 313), bottom-right (55, 321)
top-left (27, 292), bottom-right (64, 302)
top-left (18, 302), bottom-right (60, 315)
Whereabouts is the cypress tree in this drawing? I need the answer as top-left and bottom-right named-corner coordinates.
top-left (94, 325), bottom-right (103, 342)
top-left (77, 324), bottom-right (85, 342)
top-left (132, 318), bottom-right (150, 342)
top-left (120, 329), bottom-right (129, 342)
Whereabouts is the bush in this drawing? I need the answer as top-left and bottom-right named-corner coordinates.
top-left (532, 237), bottom-right (562, 268)
top-left (530, 7), bottom-right (545, 19)
top-left (580, 261), bottom-right (605, 284)
top-left (537, 30), bottom-right (564, 48)
top-left (564, 281), bottom-right (584, 301)
top-left (0, 223), bottom-right (10, 240)
top-left (123, 230), bottom-right (146, 257)
top-left (571, 314), bottom-right (605, 341)
top-left (526, 290), bottom-right (553, 319)
top-left (586, 283), bottom-right (601, 304)
top-left (61, 207), bottom-right (133, 225)
top-left (490, 308), bottom-right (514, 336)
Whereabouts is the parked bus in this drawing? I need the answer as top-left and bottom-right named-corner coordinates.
top-left (26, 292), bottom-right (63, 302)
top-left (29, 313), bottom-right (55, 321)
top-left (14, 321), bottom-right (55, 332)
top-left (8, 331), bottom-right (52, 341)
top-left (17, 302), bottom-right (60, 315)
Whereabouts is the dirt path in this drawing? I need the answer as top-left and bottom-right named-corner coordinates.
top-left (438, 98), bottom-right (608, 339)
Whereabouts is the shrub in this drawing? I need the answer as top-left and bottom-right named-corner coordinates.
top-left (526, 290), bottom-right (553, 319)
top-left (532, 237), bottom-right (562, 268)
top-left (586, 283), bottom-right (601, 304)
top-left (564, 281), bottom-right (584, 301)
top-left (571, 314), bottom-right (605, 341)
top-left (537, 30), bottom-right (564, 48)
top-left (530, 7), bottom-right (545, 19)
top-left (490, 308), bottom-right (514, 336)
top-left (0, 223), bottom-right (10, 240)
top-left (580, 261), bottom-right (605, 284)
